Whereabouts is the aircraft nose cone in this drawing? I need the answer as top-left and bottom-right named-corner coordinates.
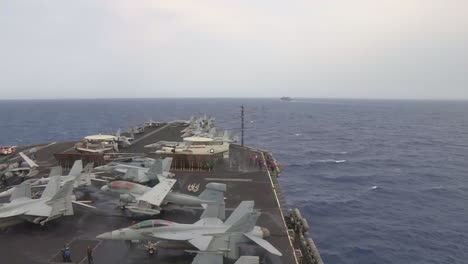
top-left (261, 227), bottom-right (271, 238)
top-left (96, 231), bottom-right (113, 240)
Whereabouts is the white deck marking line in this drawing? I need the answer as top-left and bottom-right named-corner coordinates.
top-left (130, 124), bottom-right (170, 145)
top-left (261, 151), bottom-right (299, 264)
top-left (78, 240), bottom-right (103, 264)
top-left (204, 178), bottom-right (252, 182)
top-left (37, 142), bottom-right (57, 151)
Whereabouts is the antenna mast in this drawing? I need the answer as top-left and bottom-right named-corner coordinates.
top-left (241, 105), bottom-right (245, 146)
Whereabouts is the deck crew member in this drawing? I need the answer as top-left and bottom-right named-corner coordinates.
top-left (87, 246), bottom-right (94, 264)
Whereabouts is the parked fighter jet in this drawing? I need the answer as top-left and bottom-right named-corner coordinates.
top-left (0, 175), bottom-right (93, 228)
top-left (115, 129), bottom-right (134, 149)
top-left (96, 201), bottom-right (282, 259)
top-left (168, 116), bottom-right (194, 125)
top-left (2, 152), bottom-right (39, 180)
top-left (180, 115), bottom-right (216, 138)
top-left (144, 119), bottom-right (163, 128)
top-left (0, 151), bottom-right (39, 185)
top-left (130, 126), bottom-right (145, 135)
top-left (145, 130), bottom-right (236, 155)
top-left (0, 160), bottom-right (97, 198)
top-left (144, 141), bottom-right (187, 149)
top-left (101, 179), bottom-right (226, 217)
top-left (95, 157), bottom-right (173, 183)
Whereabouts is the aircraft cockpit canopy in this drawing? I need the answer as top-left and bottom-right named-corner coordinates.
top-left (129, 219), bottom-right (174, 229)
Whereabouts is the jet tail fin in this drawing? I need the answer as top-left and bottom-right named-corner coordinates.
top-left (79, 162), bottom-right (94, 186)
top-left (162, 157), bottom-right (173, 173)
top-left (225, 201), bottom-right (255, 226)
top-left (222, 130), bottom-right (230, 141)
top-left (83, 162), bottom-right (94, 174)
top-left (226, 211), bottom-right (260, 233)
top-left (48, 179), bottom-right (75, 216)
top-left (123, 168), bottom-right (139, 181)
top-left (9, 183), bottom-right (32, 201)
top-left (68, 160), bottom-right (83, 177)
top-left (40, 176), bottom-right (61, 199)
top-left (199, 183), bottom-right (226, 220)
top-left (200, 200), bottom-right (225, 220)
top-left (198, 183), bottom-right (226, 201)
top-left (147, 159), bottom-right (163, 177)
top-left (49, 166), bottom-right (63, 177)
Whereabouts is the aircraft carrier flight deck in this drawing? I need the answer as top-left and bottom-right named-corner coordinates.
top-left (0, 120), bottom-right (322, 264)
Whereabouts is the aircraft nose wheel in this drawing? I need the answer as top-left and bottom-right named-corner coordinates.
top-left (119, 201), bottom-right (128, 210)
top-left (125, 241), bottom-right (135, 249)
top-left (145, 242), bottom-right (157, 257)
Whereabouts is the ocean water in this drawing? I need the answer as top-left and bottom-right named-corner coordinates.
top-left (1, 98), bottom-right (467, 264)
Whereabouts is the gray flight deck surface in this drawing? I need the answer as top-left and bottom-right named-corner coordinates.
top-left (0, 123), bottom-right (297, 264)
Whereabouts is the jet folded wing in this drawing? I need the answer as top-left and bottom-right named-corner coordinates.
top-left (24, 203), bottom-right (53, 217)
top-left (137, 178), bottom-right (176, 207)
top-left (0, 203), bottom-right (52, 218)
top-left (244, 233), bottom-right (282, 256)
top-left (19, 152), bottom-right (39, 168)
top-left (191, 252), bottom-right (223, 264)
top-left (0, 207), bottom-right (29, 218)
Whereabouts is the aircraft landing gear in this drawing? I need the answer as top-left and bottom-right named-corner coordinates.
top-left (145, 241), bottom-right (157, 257)
top-left (119, 201), bottom-right (128, 210)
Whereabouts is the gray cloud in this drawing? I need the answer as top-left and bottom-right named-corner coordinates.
top-left (1, 0), bottom-right (467, 99)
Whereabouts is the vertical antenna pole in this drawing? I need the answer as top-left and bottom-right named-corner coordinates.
top-left (241, 105), bottom-right (245, 146)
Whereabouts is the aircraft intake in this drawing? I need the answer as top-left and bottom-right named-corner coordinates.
top-left (261, 227), bottom-right (271, 238)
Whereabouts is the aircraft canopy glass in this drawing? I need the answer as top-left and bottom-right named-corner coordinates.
top-left (129, 219), bottom-right (174, 229)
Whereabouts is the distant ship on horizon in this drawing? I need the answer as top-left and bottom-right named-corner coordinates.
top-left (280, 96), bottom-right (293, 102)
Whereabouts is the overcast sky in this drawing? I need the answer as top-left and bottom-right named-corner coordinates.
top-left (1, 1), bottom-right (467, 100)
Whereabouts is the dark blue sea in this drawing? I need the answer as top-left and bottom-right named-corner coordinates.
top-left (1, 98), bottom-right (467, 264)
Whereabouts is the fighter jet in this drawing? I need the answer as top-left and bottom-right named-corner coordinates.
top-left (168, 116), bottom-right (194, 125)
top-left (115, 129), bottom-right (134, 149)
top-left (144, 119), bottom-right (163, 128)
top-left (180, 115), bottom-right (216, 137)
top-left (144, 141), bottom-right (187, 150)
top-left (2, 152), bottom-right (39, 180)
top-left (101, 179), bottom-right (226, 217)
top-left (95, 157), bottom-right (173, 184)
top-left (96, 201), bottom-right (282, 259)
top-left (0, 175), bottom-right (93, 228)
top-left (0, 160), bottom-right (97, 198)
top-left (130, 126), bottom-right (145, 135)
